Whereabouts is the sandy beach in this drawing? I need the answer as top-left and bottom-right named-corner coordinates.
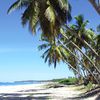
top-left (0, 83), bottom-right (99, 100)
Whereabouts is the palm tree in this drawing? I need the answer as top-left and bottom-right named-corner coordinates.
top-left (61, 31), bottom-right (100, 77)
top-left (58, 15), bottom-right (100, 83)
top-left (60, 15), bottom-right (100, 75)
top-left (8, 1), bottom-right (99, 62)
top-left (8, 0), bottom-right (72, 39)
top-left (38, 36), bottom-right (67, 68)
top-left (71, 15), bottom-right (95, 48)
top-left (39, 35), bottom-right (85, 79)
top-left (8, 1), bottom-right (100, 83)
top-left (64, 26), bottom-right (99, 58)
top-left (59, 39), bottom-right (99, 84)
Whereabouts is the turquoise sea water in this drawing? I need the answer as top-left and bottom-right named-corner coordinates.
top-left (0, 81), bottom-right (42, 86)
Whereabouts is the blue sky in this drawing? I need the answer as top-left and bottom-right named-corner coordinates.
top-left (0, 0), bottom-right (99, 82)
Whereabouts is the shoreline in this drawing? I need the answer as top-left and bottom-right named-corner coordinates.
top-left (0, 82), bottom-right (99, 100)
top-left (0, 83), bottom-right (46, 93)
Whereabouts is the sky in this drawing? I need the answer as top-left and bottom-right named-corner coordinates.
top-left (0, 0), bottom-right (99, 82)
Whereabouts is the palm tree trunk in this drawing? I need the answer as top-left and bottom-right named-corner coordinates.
top-left (64, 60), bottom-right (85, 79)
top-left (81, 68), bottom-right (87, 78)
top-left (61, 31), bottom-right (100, 75)
top-left (71, 41), bottom-right (100, 74)
top-left (59, 40), bottom-right (100, 84)
top-left (64, 25), bottom-right (99, 57)
top-left (88, 0), bottom-right (100, 15)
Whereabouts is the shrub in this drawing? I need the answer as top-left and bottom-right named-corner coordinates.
top-left (59, 77), bottom-right (77, 85)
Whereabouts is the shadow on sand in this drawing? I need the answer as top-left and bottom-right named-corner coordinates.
top-left (67, 87), bottom-right (100, 100)
top-left (0, 93), bottom-right (51, 100)
top-left (95, 94), bottom-right (100, 100)
top-left (0, 96), bottom-right (50, 100)
top-left (0, 86), bottom-right (53, 100)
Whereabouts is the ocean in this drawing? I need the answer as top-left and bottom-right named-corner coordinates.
top-left (0, 81), bottom-right (42, 86)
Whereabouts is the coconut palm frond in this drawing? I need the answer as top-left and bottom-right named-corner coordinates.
top-left (21, 1), bottom-right (39, 33)
top-left (45, 5), bottom-right (55, 24)
top-left (8, 0), bottom-right (31, 14)
top-left (29, 3), bottom-right (39, 33)
top-left (44, 51), bottom-right (51, 63)
top-left (84, 29), bottom-right (96, 41)
top-left (38, 44), bottom-right (50, 51)
top-left (55, 47), bottom-right (62, 57)
top-left (38, 35), bottom-right (69, 68)
top-left (49, 0), bottom-right (72, 23)
top-left (41, 48), bottom-right (50, 58)
top-left (8, 0), bottom-right (72, 37)
top-left (75, 15), bottom-right (84, 29)
top-left (8, 0), bottom-right (22, 14)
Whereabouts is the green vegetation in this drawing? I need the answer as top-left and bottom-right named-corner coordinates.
top-left (52, 78), bottom-right (77, 85)
top-left (8, 0), bottom-right (100, 85)
top-left (59, 78), bottom-right (77, 85)
top-left (52, 78), bottom-right (66, 82)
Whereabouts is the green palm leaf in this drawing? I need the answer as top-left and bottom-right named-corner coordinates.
top-left (8, 0), bottom-right (31, 14)
top-left (8, 0), bottom-right (22, 14)
top-left (38, 44), bottom-right (50, 51)
top-left (45, 5), bottom-right (55, 24)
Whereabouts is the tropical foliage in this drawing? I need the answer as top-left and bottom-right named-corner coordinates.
top-left (8, 0), bottom-right (72, 39)
top-left (8, 0), bottom-right (100, 85)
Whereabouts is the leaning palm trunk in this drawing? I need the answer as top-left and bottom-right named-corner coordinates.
top-left (88, 0), bottom-right (100, 15)
top-left (64, 60), bottom-right (85, 80)
top-left (59, 40), bottom-right (100, 84)
top-left (61, 30), bottom-right (100, 75)
top-left (65, 25), bottom-right (99, 57)
top-left (71, 42), bottom-right (100, 74)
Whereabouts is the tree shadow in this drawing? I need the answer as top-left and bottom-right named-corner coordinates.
top-left (18, 89), bottom-right (37, 92)
top-left (18, 88), bottom-right (47, 92)
top-left (0, 96), bottom-right (33, 100)
top-left (0, 93), bottom-right (23, 97)
top-left (32, 96), bottom-right (50, 99)
top-left (96, 94), bottom-right (100, 100)
top-left (0, 96), bottom-right (50, 100)
top-left (0, 92), bottom-right (51, 100)
top-left (67, 87), bottom-right (100, 100)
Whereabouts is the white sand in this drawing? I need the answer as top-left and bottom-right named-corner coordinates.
top-left (0, 83), bottom-right (99, 100)
top-left (0, 83), bottom-right (44, 93)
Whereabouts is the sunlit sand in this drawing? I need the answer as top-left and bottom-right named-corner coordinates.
top-left (0, 83), bottom-right (99, 100)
